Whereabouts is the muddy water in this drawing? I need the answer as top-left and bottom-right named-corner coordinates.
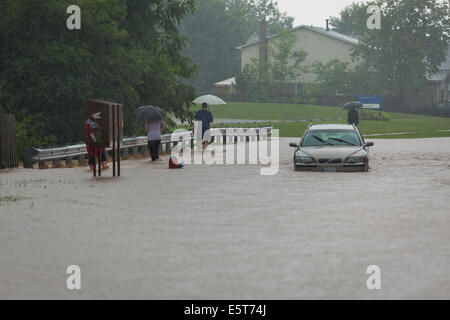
top-left (0, 138), bottom-right (449, 299)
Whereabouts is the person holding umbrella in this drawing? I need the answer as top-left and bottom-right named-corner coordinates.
top-left (194, 103), bottom-right (214, 150)
top-left (146, 119), bottom-right (166, 161)
top-left (343, 101), bottom-right (363, 126)
top-left (193, 95), bottom-right (224, 150)
top-left (135, 106), bottom-right (166, 161)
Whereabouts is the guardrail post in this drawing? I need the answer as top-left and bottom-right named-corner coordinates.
top-left (23, 146), bottom-right (37, 168)
top-left (165, 143), bottom-right (171, 154)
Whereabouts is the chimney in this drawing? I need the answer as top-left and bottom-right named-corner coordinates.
top-left (259, 17), bottom-right (268, 79)
top-left (326, 19), bottom-right (330, 31)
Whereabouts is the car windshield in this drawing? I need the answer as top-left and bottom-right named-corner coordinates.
top-left (301, 129), bottom-right (362, 147)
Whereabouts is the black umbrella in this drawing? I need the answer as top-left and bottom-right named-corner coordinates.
top-left (134, 105), bottom-right (166, 122)
top-left (342, 101), bottom-right (364, 110)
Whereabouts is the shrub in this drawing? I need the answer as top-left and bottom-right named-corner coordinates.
top-left (360, 110), bottom-right (390, 121)
top-left (15, 113), bottom-right (57, 161)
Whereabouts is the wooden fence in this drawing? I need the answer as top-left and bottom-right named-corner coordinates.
top-left (0, 113), bottom-right (19, 169)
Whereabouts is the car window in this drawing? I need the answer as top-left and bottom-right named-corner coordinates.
top-left (301, 129), bottom-right (362, 147)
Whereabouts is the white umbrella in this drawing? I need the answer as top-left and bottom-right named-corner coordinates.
top-left (193, 95), bottom-right (226, 105)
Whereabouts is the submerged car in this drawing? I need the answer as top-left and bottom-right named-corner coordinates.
top-left (290, 124), bottom-right (374, 172)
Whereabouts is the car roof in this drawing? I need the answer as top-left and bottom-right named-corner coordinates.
top-left (308, 124), bottom-right (356, 131)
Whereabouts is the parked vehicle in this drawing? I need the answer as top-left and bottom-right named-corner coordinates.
top-left (290, 124), bottom-right (374, 172)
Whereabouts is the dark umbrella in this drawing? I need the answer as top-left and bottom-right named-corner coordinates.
top-left (134, 105), bottom-right (166, 122)
top-left (342, 101), bottom-right (364, 110)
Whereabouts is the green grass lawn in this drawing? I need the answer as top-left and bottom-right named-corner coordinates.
top-left (208, 102), bottom-right (450, 139)
top-left (209, 102), bottom-right (346, 120)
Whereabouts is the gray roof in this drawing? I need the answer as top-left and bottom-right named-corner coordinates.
top-left (237, 25), bottom-right (359, 49)
top-left (428, 71), bottom-right (448, 82)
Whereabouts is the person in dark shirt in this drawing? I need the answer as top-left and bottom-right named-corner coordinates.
top-left (347, 108), bottom-right (360, 126)
top-left (195, 103), bottom-right (214, 149)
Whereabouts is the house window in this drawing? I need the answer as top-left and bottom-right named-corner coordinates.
top-left (448, 83), bottom-right (450, 101)
top-left (296, 83), bottom-right (304, 96)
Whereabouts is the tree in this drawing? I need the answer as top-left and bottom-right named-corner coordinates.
top-left (270, 30), bottom-right (308, 83)
top-left (238, 29), bottom-right (308, 101)
top-left (0, 0), bottom-right (196, 145)
top-left (312, 60), bottom-right (354, 96)
top-left (180, 0), bottom-right (293, 93)
top-left (246, 0), bottom-right (293, 32)
top-left (329, 2), bottom-right (369, 37)
top-left (180, 0), bottom-right (246, 92)
top-left (352, 0), bottom-right (450, 110)
top-left (312, 60), bottom-right (377, 97)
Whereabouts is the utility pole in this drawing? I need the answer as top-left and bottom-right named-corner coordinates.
top-left (258, 16), bottom-right (268, 80)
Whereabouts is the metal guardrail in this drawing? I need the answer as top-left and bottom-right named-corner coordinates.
top-left (23, 127), bottom-right (272, 168)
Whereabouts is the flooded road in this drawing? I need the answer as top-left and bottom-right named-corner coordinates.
top-left (0, 138), bottom-right (449, 299)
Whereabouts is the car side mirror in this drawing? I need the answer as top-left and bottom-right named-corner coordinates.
top-left (365, 142), bottom-right (374, 147)
top-left (289, 142), bottom-right (299, 148)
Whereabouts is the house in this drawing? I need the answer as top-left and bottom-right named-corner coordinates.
top-left (237, 25), bottom-right (360, 84)
top-left (213, 77), bottom-right (236, 96)
top-left (427, 45), bottom-right (450, 105)
top-left (400, 45), bottom-right (450, 113)
top-left (236, 24), bottom-right (450, 112)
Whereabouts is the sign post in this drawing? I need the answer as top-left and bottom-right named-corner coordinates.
top-left (358, 95), bottom-right (382, 118)
top-left (86, 100), bottom-right (123, 177)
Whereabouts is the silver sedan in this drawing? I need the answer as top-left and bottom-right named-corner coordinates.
top-left (290, 124), bottom-right (374, 172)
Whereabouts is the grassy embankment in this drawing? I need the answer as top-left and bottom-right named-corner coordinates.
top-left (208, 102), bottom-right (450, 139)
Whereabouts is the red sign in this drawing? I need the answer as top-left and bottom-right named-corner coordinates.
top-left (86, 100), bottom-right (123, 148)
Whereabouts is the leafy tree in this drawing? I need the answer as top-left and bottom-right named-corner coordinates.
top-left (180, 0), bottom-right (245, 92)
top-left (329, 2), bottom-right (369, 37)
top-left (15, 113), bottom-right (58, 160)
top-left (246, 0), bottom-right (293, 31)
top-left (312, 60), bottom-right (377, 97)
top-left (312, 60), bottom-right (354, 96)
top-left (238, 29), bottom-right (307, 101)
top-left (0, 0), bottom-right (196, 145)
top-left (352, 0), bottom-right (450, 110)
top-left (270, 30), bottom-right (308, 83)
top-left (180, 0), bottom-right (293, 93)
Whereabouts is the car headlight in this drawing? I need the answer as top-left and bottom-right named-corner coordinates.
top-left (346, 156), bottom-right (367, 163)
top-left (296, 156), bottom-right (314, 163)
